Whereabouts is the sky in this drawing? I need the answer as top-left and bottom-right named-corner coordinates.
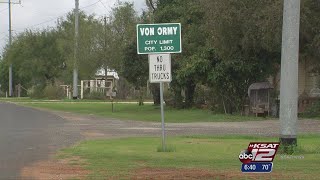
top-left (0, 0), bottom-right (146, 54)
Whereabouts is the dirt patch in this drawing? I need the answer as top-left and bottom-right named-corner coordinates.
top-left (21, 156), bottom-right (89, 180)
top-left (131, 167), bottom-right (300, 180)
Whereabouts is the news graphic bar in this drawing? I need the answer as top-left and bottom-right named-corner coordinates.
top-left (241, 162), bottom-right (273, 173)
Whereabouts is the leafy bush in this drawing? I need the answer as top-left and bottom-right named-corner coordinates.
top-left (303, 100), bottom-right (320, 118)
top-left (43, 85), bottom-right (65, 100)
top-left (194, 84), bottom-right (210, 108)
top-left (28, 85), bottom-right (45, 99)
top-left (163, 88), bottom-right (175, 107)
top-left (28, 85), bottom-right (64, 99)
top-left (0, 90), bottom-right (5, 97)
top-left (84, 91), bottom-right (106, 100)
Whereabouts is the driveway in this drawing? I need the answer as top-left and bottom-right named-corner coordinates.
top-left (55, 110), bottom-right (320, 139)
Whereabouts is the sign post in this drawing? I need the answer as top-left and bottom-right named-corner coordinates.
top-left (159, 81), bottom-right (166, 151)
top-left (149, 54), bottom-right (172, 151)
top-left (137, 23), bottom-right (181, 152)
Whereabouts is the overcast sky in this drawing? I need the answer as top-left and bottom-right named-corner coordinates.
top-left (0, 0), bottom-right (146, 54)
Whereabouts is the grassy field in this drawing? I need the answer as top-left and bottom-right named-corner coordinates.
top-left (60, 135), bottom-right (320, 179)
top-left (0, 97), bottom-right (149, 103)
top-left (7, 100), bottom-right (264, 123)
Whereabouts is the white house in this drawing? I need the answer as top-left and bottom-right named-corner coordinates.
top-left (80, 68), bottom-right (119, 99)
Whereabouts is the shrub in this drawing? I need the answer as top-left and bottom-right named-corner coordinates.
top-left (85, 91), bottom-right (106, 100)
top-left (43, 85), bottom-right (65, 100)
top-left (28, 85), bottom-right (64, 100)
top-left (28, 85), bottom-right (45, 99)
top-left (0, 90), bottom-right (5, 97)
top-left (303, 100), bottom-right (320, 118)
top-left (194, 84), bottom-right (209, 108)
top-left (163, 87), bottom-right (175, 107)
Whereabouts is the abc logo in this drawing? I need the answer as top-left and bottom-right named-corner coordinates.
top-left (239, 149), bottom-right (253, 164)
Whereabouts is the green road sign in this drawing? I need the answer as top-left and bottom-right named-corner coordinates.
top-left (136, 23), bottom-right (181, 54)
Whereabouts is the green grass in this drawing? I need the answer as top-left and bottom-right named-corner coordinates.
top-left (60, 135), bottom-right (320, 179)
top-left (12, 101), bottom-right (263, 123)
top-left (0, 97), bottom-right (150, 103)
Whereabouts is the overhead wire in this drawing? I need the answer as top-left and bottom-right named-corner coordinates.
top-left (0, 36), bottom-right (7, 41)
top-left (1, 0), bottom-right (114, 53)
top-left (14, 0), bottom-right (104, 32)
top-left (99, 0), bottom-right (113, 15)
top-left (99, 0), bottom-right (109, 10)
top-left (0, 7), bottom-right (8, 13)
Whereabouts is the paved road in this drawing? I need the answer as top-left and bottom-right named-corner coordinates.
top-left (1, 102), bottom-right (320, 179)
top-left (0, 103), bottom-right (81, 179)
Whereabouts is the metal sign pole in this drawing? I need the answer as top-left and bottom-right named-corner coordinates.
top-left (160, 81), bottom-right (166, 151)
top-left (148, 53), bottom-right (171, 152)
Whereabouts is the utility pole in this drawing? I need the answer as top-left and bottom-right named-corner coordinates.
top-left (280, 0), bottom-right (300, 148)
top-left (73, 0), bottom-right (79, 99)
top-left (104, 16), bottom-right (108, 92)
top-left (104, 16), bottom-right (108, 72)
top-left (104, 16), bottom-right (107, 50)
top-left (0, 0), bottom-right (21, 96)
top-left (8, 0), bottom-right (12, 97)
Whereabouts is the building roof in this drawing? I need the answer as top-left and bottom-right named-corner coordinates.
top-left (248, 82), bottom-right (273, 96)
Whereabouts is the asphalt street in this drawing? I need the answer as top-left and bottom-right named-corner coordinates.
top-left (1, 102), bottom-right (320, 179)
top-left (0, 102), bottom-right (81, 179)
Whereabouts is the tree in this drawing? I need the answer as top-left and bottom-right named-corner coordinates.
top-left (121, 41), bottom-right (148, 105)
top-left (196, 0), bottom-right (282, 112)
top-left (0, 29), bottom-right (64, 92)
top-left (0, 11), bottom-right (105, 95)
top-left (103, 2), bottom-right (138, 71)
top-left (56, 11), bottom-right (103, 83)
top-left (105, 1), bottom-right (163, 105)
top-left (152, 0), bottom-right (209, 108)
top-left (300, 0), bottom-right (320, 73)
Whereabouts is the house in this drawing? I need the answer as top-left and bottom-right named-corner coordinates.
top-left (269, 59), bottom-right (320, 112)
top-left (80, 68), bottom-right (119, 99)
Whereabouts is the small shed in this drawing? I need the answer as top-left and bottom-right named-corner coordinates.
top-left (248, 82), bottom-right (273, 116)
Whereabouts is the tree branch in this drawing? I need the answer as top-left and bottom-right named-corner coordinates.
top-left (147, 0), bottom-right (156, 12)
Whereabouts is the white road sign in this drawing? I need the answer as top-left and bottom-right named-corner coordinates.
top-left (149, 54), bottom-right (172, 83)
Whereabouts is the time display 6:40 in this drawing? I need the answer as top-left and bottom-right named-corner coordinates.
top-left (241, 162), bottom-right (273, 173)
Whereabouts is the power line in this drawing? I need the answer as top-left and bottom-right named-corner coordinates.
top-left (24, 18), bottom-right (58, 30)
top-left (0, 7), bottom-right (8, 13)
top-left (99, 1), bottom-right (109, 10)
top-left (14, 0), bottom-right (103, 32)
top-left (0, 36), bottom-right (7, 41)
top-left (82, 0), bottom-right (102, 9)
top-left (99, 0), bottom-right (113, 15)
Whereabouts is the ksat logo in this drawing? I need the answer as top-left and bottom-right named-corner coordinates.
top-left (239, 142), bottom-right (280, 164)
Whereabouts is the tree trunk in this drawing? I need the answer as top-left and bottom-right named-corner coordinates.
top-left (138, 87), bottom-right (144, 106)
top-left (174, 87), bottom-right (183, 109)
top-left (150, 83), bottom-right (160, 105)
top-left (185, 81), bottom-right (196, 108)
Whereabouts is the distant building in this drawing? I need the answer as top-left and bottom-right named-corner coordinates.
top-left (268, 59), bottom-right (320, 112)
top-left (80, 68), bottom-right (119, 99)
